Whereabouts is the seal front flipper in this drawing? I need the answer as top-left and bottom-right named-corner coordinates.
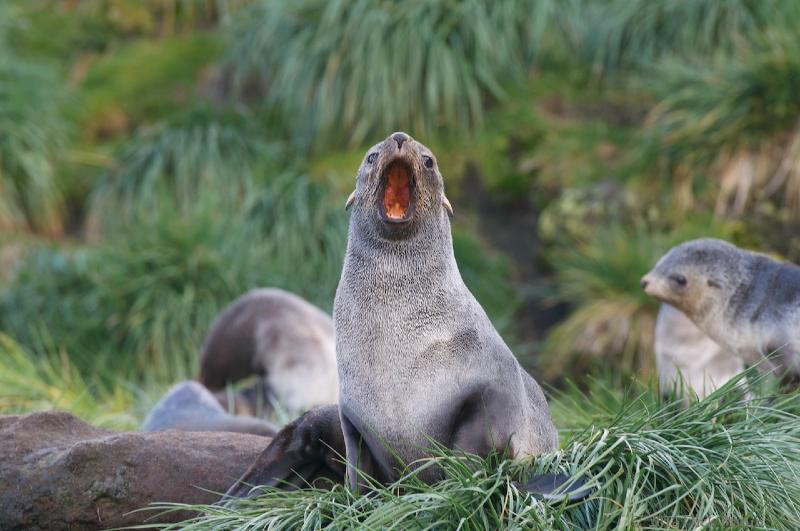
top-left (220, 405), bottom-right (346, 502)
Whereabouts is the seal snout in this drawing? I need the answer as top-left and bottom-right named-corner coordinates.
top-left (392, 132), bottom-right (410, 150)
top-left (640, 273), bottom-right (657, 296)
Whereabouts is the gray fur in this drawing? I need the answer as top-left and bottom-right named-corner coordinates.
top-left (141, 381), bottom-right (277, 436)
top-left (643, 238), bottom-right (800, 376)
top-left (334, 132), bottom-right (557, 486)
top-left (655, 304), bottom-right (744, 399)
top-left (199, 288), bottom-right (339, 412)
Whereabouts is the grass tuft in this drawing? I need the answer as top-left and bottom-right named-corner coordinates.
top-left (647, 31), bottom-right (800, 216)
top-left (0, 334), bottom-right (141, 430)
top-left (137, 371), bottom-right (800, 530)
top-left (0, 56), bottom-right (67, 235)
top-left (92, 107), bottom-right (278, 229)
top-left (225, 0), bottom-right (564, 146)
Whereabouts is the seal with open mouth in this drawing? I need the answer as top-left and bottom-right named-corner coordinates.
top-left (222, 133), bottom-right (587, 503)
top-left (344, 131), bottom-right (451, 237)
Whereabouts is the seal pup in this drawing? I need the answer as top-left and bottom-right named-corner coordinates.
top-left (141, 381), bottom-right (277, 436)
top-left (198, 288), bottom-right (338, 412)
top-left (642, 238), bottom-right (800, 376)
top-left (222, 133), bottom-right (585, 503)
top-left (655, 303), bottom-right (744, 400)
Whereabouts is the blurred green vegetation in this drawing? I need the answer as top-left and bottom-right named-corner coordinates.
top-left (1, 0), bottom-right (800, 435)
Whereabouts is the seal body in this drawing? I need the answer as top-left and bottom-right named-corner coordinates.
top-left (334, 132), bottom-right (557, 485)
top-left (199, 288), bottom-right (339, 411)
top-left (655, 304), bottom-right (743, 399)
top-left (141, 381), bottom-right (277, 436)
top-left (643, 238), bottom-right (800, 376)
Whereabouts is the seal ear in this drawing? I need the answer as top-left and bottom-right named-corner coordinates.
top-left (344, 190), bottom-right (356, 211)
top-left (442, 195), bottom-right (454, 217)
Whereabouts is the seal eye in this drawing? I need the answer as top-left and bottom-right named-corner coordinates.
top-left (669, 274), bottom-right (688, 287)
top-left (423, 156), bottom-right (434, 169)
top-left (367, 153), bottom-right (378, 164)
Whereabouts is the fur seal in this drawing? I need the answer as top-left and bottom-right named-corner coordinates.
top-left (198, 288), bottom-right (338, 412)
top-left (655, 303), bottom-right (744, 399)
top-left (642, 238), bottom-right (800, 376)
top-left (222, 133), bottom-right (584, 503)
top-left (141, 381), bottom-right (277, 436)
top-left (335, 131), bottom-right (557, 486)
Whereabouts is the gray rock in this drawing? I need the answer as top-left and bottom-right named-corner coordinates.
top-left (0, 411), bottom-right (269, 530)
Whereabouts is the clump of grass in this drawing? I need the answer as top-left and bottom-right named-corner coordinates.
top-left (647, 31), bottom-right (800, 216)
top-left (76, 32), bottom-right (222, 140)
top-left (0, 334), bottom-right (141, 431)
top-left (0, 247), bottom-right (109, 373)
top-left (92, 107), bottom-right (278, 229)
top-left (92, 208), bottom-right (261, 381)
top-left (578, 0), bottom-right (794, 74)
top-left (226, 0), bottom-right (564, 145)
top-left (541, 225), bottom-right (662, 378)
top-left (0, 57), bottom-right (66, 235)
top-left (243, 171), bottom-right (348, 309)
top-left (141, 371), bottom-right (800, 529)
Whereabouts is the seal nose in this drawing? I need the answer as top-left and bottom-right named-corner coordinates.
top-left (392, 132), bottom-right (409, 150)
top-left (640, 276), bottom-right (650, 290)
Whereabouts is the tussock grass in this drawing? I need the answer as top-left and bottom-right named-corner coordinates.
top-left (226, 0), bottom-right (563, 145)
top-left (541, 226), bottom-right (666, 378)
top-left (92, 108), bottom-right (278, 229)
top-left (0, 57), bottom-right (66, 235)
top-left (138, 372), bottom-right (800, 529)
top-left (0, 334), bottom-right (141, 430)
top-left (648, 32), bottom-right (800, 216)
top-left (578, 0), bottom-right (795, 74)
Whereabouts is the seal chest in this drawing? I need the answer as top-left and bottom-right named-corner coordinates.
top-left (655, 303), bottom-right (744, 399)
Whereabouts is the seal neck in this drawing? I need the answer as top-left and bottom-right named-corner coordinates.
top-left (342, 211), bottom-right (460, 292)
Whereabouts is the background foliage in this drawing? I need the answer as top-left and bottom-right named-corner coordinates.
top-left (1, 1), bottom-right (800, 527)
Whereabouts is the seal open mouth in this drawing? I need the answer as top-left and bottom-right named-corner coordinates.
top-left (380, 160), bottom-right (416, 223)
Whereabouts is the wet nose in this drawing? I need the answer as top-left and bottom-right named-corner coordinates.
top-left (392, 132), bottom-right (409, 150)
top-left (640, 276), bottom-right (650, 290)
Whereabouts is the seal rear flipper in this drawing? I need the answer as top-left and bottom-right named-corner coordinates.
top-left (220, 405), bottom-right (345, 503)
top-left (516, 472), bottom-right (592, 503)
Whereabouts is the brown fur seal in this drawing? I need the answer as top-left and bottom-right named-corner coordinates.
top-left (655, 303), bottom-right (744, 399)
top-left (141, 381), bottom-right (277, 436)
top-left (198, 288), bottom-right (338, 412)
top-left (222, 133), bottom-right (584, 502)
top-left (642, 238), bottom-right (800, 376)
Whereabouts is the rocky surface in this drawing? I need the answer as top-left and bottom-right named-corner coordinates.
top-left (0, 411), bottom-right (269, 530)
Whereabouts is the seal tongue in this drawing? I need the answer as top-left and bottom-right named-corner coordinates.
top-left (384, 162), bottom-right (410, 220)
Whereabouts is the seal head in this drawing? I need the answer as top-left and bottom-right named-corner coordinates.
top-left (640, 238), bottom-right (741, 321)
top-left (345, 131), bottom-right (452, 241)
